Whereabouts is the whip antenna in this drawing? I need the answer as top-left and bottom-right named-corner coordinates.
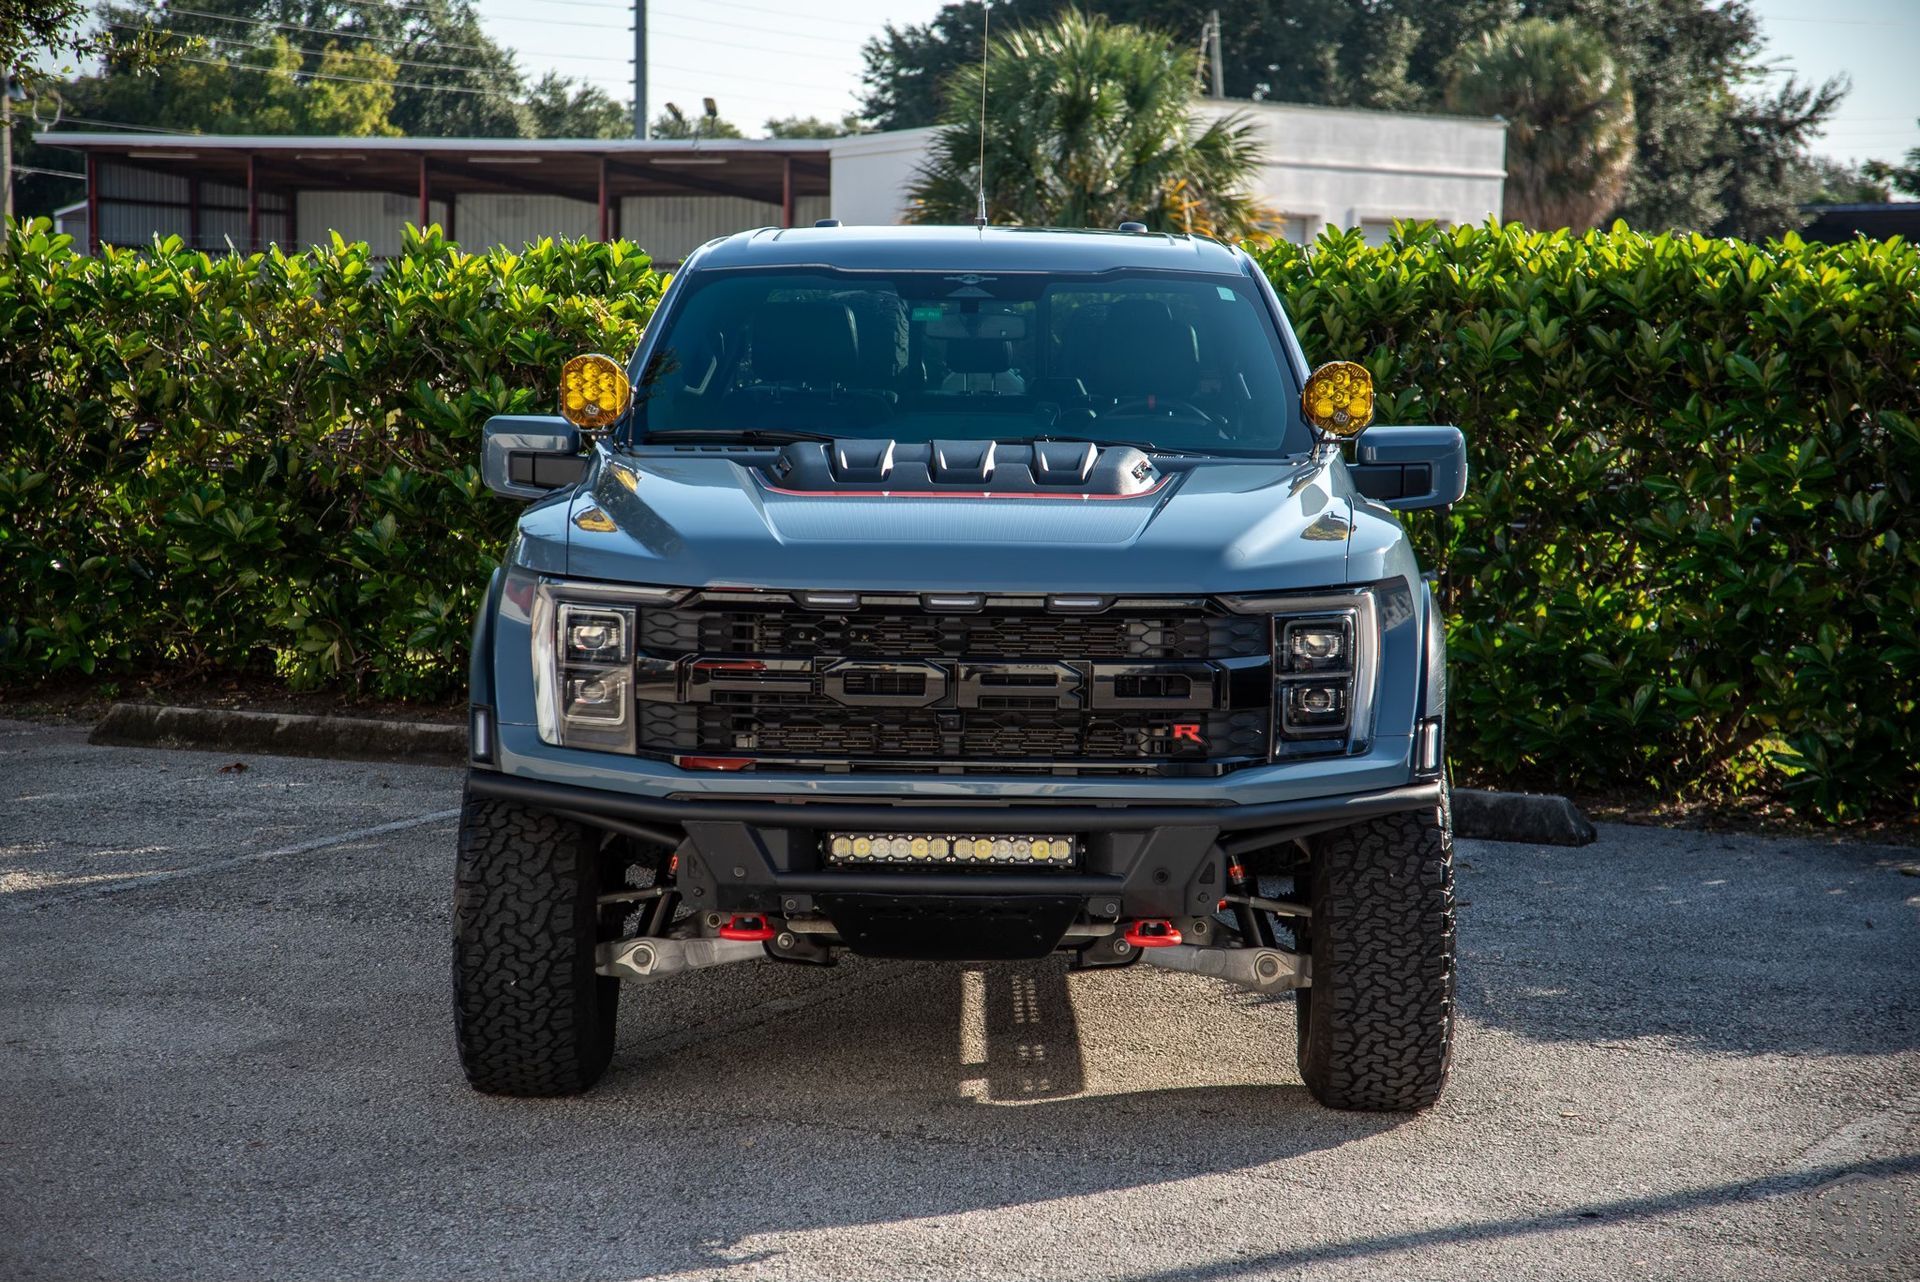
top-left (974, 2), bottom-right (990, 227)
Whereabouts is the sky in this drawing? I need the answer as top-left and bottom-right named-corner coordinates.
top-left (476, 0), bottom-right (1920, 167)
top-left (1748, 0), bottom-right (1920, 166)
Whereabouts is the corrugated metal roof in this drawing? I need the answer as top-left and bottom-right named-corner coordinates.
top-left (38, 134), bottom-right (836, 154)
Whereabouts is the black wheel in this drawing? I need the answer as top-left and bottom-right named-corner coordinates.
top-left (452, 791), bottom-right (619, 1096)
top-left (1294, 789), bottom-right (1455, 1111)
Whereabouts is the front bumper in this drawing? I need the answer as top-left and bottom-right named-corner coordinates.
top-left (467, 769), bottom-right (1442, 946)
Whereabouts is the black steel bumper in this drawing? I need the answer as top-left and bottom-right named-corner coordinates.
top-left (466, 770), bottom-right (1441, 934)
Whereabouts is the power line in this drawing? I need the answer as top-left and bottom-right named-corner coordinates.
top-left (134, 23), bottom-right (822, 100)
top-left (204, 30), bottom-right (508, 79)
top-left (438, 7), bottom-right (629, 31)
top-left (31, 110), bottom-right (196, 134)
top-left (659, 0), bottom-right (889, 31)
top-left (644, 26), bottom-right (855, 63)
top-left (474, 0), bottom-right (632, 11)
top-left (646, 8), bottom-right (853, 47)
top-left (167, 51), bottom-right (516, 98)
top-left (142, 5), bottom-right (501, 56)
top-left (111, 21), bottom-right (510, 80)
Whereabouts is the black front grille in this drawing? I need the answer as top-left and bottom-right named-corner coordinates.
top-left (640, 606), bottom-right (1267, 660)
top-left (636, 596), bottom-right (1272, 775)
top-left (641, 704), bottom-right (1268, 763)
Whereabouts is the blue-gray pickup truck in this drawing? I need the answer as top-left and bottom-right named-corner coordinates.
top-left (458, 223), bottom-right (1467, 1111)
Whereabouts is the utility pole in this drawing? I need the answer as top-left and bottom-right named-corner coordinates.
top-left (632, 0), bottom-right (648, 138)
top-left (1208, 9), bottom-right (1225, 99)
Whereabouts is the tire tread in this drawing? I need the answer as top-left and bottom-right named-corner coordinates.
top-left (1297, 797), bottom-right (1455, 1111)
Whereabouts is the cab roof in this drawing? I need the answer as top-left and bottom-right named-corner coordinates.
top-left (688, 223), bottom-right (1253, 276)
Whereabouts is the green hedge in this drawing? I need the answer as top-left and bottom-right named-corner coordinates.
top-left (1254, 224), bottom-right (1919, 817)
top-left (0, 222), bottom-right (663, 700)
top-left (2, 218), bottom-right (1915, 816)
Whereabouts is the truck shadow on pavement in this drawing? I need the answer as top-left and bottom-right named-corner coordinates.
top-left (590, 953), bottom-right (1407, 1262)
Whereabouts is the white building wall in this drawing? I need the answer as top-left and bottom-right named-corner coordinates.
top-left (620, 193), bottom-right (830, 263)
top-left (90, 161), bottom-right (288, 251)
top-left (455, 193), bottom-right (596, 247)
top-left (829, 127), bottom-right (938, 227)
top-left (1197, 101), bottom-right (1506, 242)
top-left (296, 191), bottom-right (447, 256)
top-left (823, 108), bottom-right (1505, 239)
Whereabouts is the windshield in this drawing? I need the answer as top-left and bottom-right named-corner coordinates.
top-left (624, 266), bottom-right (1309, 455)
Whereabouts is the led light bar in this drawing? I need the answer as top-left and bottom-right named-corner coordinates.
top-left (825, 832), bottom-right (1079, 866)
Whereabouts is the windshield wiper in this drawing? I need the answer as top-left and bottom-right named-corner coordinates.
top-left (640, 428), bottom-right (839, 445)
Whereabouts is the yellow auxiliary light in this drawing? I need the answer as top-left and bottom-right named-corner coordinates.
top-left (559, 352), bottom-right (633, 431)
top-left (1301, 360), bottom-right (1375, 438)
top-left (823, 833), bottom-right (1078, 867)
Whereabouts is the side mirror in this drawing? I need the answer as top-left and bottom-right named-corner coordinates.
top-left (482, 415), bottom-right (585, 500)
top-left (1348, 425), bottom-right (1468, 511)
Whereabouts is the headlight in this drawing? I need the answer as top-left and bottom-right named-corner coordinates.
top-left (532, 587), bottom-right (655, 753)
top-left (560, 604), bottom-right (631, 665)
top-left (1227, 587), bottom-right (1380, 753)
top-left (1282, 619), bottom-right (1352, 672)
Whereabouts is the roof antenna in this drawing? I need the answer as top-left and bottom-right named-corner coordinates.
top-left (973, 1), bottom-right (991, 228)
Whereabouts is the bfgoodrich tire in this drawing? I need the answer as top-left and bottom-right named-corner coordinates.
top-left (1295, 790), bottom-right (1455, 1111)
top-left (453, 792), bottom-right (619, 1096)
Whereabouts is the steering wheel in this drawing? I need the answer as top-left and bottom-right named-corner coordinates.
top-left (1106, 396), bottom-right (1216, 424)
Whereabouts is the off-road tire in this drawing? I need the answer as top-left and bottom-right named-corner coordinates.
top-left (453, 792), bottom-right (619, 1096)
top-left (1295, 791), bottom-right (1455, 1111)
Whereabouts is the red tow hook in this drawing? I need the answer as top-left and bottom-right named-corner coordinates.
top-left (717, 913), bottom-right (776, 942)
top-left (1123, 919), bottom-right (1183, 949)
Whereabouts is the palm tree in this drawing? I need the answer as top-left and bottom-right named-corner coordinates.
top-left (1445, 18), bottom-right (1637, 232)
top-left (905, 8), bottom-right (1270, 238)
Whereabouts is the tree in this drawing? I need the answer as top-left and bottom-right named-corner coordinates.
top-left (1532, 0), bottom-right (1844, 235)
top-left (860, 1), bottom-right (1521, 130)
top-left (1444, 18), bottom-right (1634, 231)
top-left (525, 73), bottom-right (627, 139)
top-left (1864, 128), bottom-right (1920, 198)
top-left (1707, 76), bottom-right (1850, 240)
top-left (651, 103), bottom-right (743, 139)
top-left (376, 1), bottom-right (530, 138)
top-left (1801, 159), bottom-right (1888, 206)
top-left (765, 113), bottom-right (866, 139)
top-left (2, 0), bottom-right (166, 78)
top-left (905, 9), bottom-right (1269, 238)
top-left (864, 0), bottom-right (1850, 239)
top-left (65, 29), bottom-right (399, 136)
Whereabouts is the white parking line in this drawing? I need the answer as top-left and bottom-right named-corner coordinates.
top-left (5, 808), bottom-right (461, 911)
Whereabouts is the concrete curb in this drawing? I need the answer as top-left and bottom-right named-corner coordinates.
top-left (85, 704), bottom-right (1598, 844)
top-left (1454, 787), bottom-right (1597, 847)
top-left (87, 702), bottom-right (466, 766)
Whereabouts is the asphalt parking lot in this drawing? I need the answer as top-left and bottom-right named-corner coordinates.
top-left (3, 716), bottom-right (1916, 1281)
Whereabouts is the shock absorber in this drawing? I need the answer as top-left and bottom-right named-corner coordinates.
top-left (1227, 856), bottom-right (1276, 948)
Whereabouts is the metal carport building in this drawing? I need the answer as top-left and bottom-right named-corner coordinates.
top-left (41, 134), bottom-right (835, 265)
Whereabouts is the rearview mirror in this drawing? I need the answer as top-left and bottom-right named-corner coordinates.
top-left (1348, 425), bottom-right (1468, 511)
top-left (483, 415), bottom-right (585, 500)
top-left (924, 313), bottom-right (1028, 340)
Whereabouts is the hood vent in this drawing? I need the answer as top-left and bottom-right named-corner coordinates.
top-left (832, 438), bottom-right (896, 482)
top-left (932, 438), bottom-right (995, 484)
top-left (769, 439), bottom-right (1162, 497)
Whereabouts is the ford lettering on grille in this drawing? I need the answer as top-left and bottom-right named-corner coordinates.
top-left (674, 657), bottom-right (1221, 711)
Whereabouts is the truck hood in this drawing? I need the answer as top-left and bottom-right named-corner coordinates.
top-left (559, 451), bottom-right (1355, 594)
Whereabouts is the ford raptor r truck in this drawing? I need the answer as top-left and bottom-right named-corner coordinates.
top-left (457, 223), bottom-right (1467, 1111)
